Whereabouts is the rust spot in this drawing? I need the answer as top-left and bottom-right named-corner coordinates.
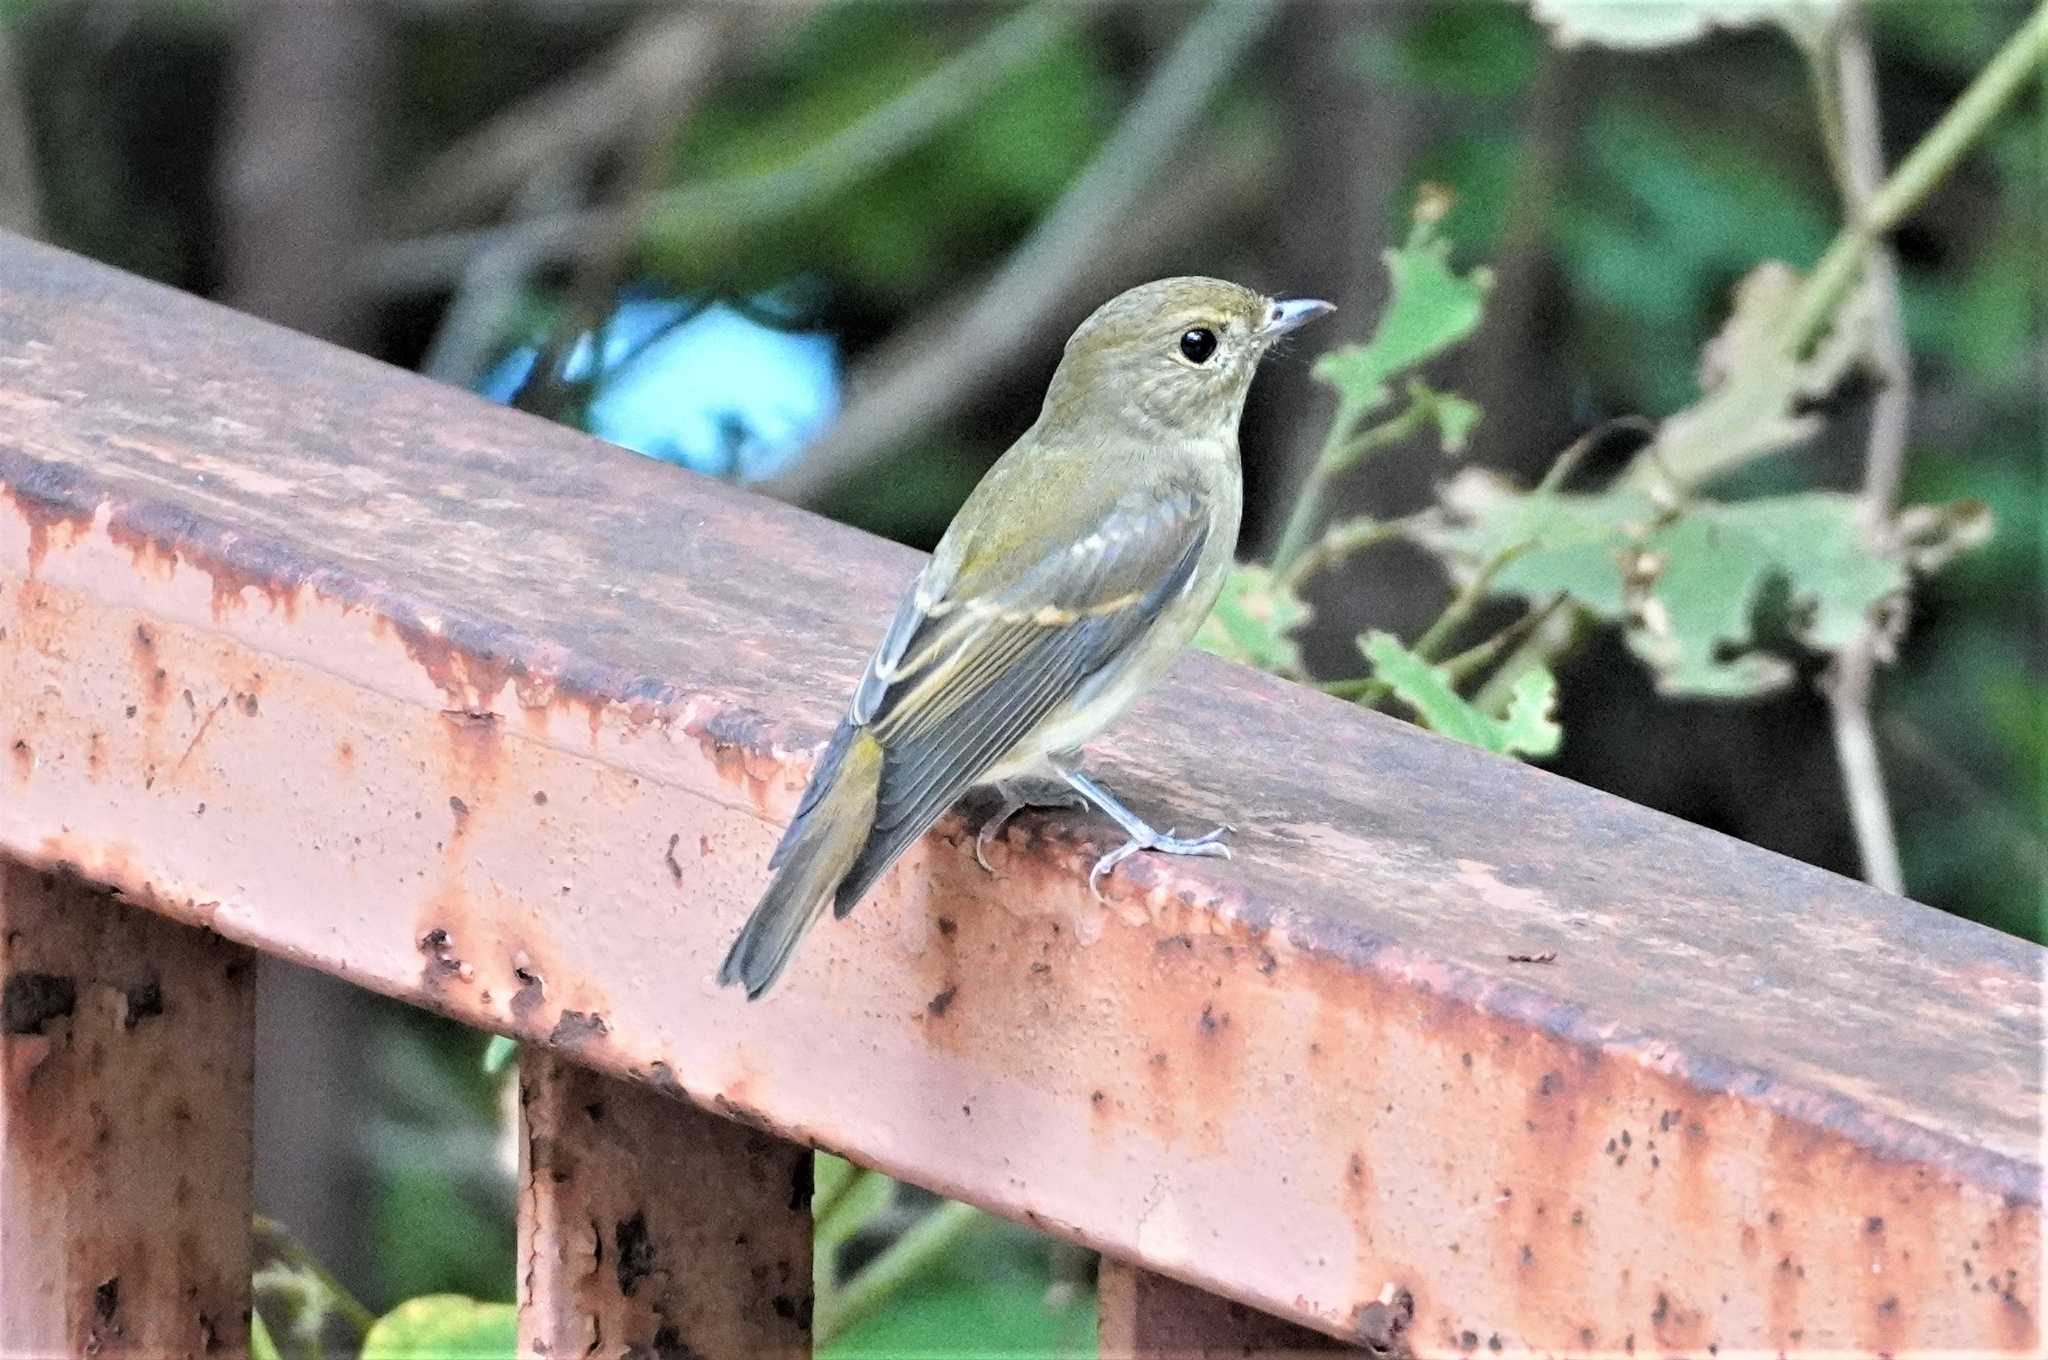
top-left (1352, 1288), bottom-right (1415, 1356)
top-left (1650, 1288), bottom-right (1706, 1352)
top-left (2, 971), bottom-right (76, 1033)
top-left (417, 928), bottom-right (465, 986)
top-left (9, 738), bottom-right (29, 783)
top-left (121, 978), bottom-right (163, 1029)
top-left (685, 707), bottom-right (787, 810)
top-left (510, 961), bottom-right (545, 1026)
top-left (614, 1213), bottom-right (654, 1297)
top-left (3, 482), bottom-right (96, 577)
top-left (550, 1009), bottom-right (609, 1048)
top-left (169, 696), bottom-right (229, 782)
top-left (384, 613), bottom-right (520, 712)
top-left (439, 706), bottom-right (504, 814)
top-left (645, 1061), bottom-right (685, 1098)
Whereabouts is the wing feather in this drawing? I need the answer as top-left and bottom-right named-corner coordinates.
top-left (828, 488), bottom-right (1210, 916)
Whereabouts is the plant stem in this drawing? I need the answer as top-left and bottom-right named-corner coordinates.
top-left (1322, 674), bottom-right (1389, 705)
top-left (813, 1200), bottom-right (983, 1345)
top-left (1271, 401), bottom-right (1364, 573)
top-left (1274, 391), bottom-right (1449, 576)
top-left (1412, 542), bottom-right (1530, 662)
top-left (812, 1154), bottom-right (861, 1226)
top-left (1536, 415), bottom-right (1656, 497)
top-left (1779, 0), bottom-right (2048, 357)
top-left (1814, 1), bottom-right (1911, 896)
top-left (1280, 510), bottom-right (1424, 591)
top-left (1439, 596), bottom-right (1565, 687)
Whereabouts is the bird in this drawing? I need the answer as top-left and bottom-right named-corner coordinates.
top-left (718, 277), bottom-right (1333, 998)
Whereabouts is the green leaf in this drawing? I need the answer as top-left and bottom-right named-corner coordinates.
top-left (360, 1297), bottom-right (515, 1360)
top-left (1636, 262), bottom-right (1875, 491)
top-left (1529, 0), bottom-right (1841, 52)
top-left (1193, 565), bottom-right (1312, 676)
top-left (1313, 218), bottom-right (1493, 417)
top-left (1499, 670), bottom-right (1566, 758)
top-left (1623, 495), bottom-right (1906, 694)
top-left (1409, 380), bottom-right (1485, 454)
top-left (1361, 632), bottom-right (1561, 757)
top-left (1418, 469), bottom-right (1659, 618)
top-left (1419, 476), bottom-right (1993, 699)
top-left (479, 1034), bottom-right (518, 1076)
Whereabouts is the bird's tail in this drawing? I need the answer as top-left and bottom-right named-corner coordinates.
top-left (718, 725), bottom-right (884, 999)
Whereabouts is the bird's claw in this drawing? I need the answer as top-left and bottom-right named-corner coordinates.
top-left (1088, 823), bottom-right (1234, 900)
top-left (976, 783), bottom-right (1088, 874)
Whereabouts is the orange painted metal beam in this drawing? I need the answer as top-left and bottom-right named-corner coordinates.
top-left (518, 1049), bottom-right (812, 1358)
top-left (0, 861), bottom-right (255, 1358)
top-left (0, 236), bottom-right (2039, 1356)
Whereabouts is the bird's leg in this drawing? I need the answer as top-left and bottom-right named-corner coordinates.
top-left (975, 776), bottom-right (1087, 873)
top-left (1053, 761), bottom-right (1231, 899)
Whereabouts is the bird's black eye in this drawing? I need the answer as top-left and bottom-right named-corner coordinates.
top-left (1179, 327), bottom-right (1218, 364)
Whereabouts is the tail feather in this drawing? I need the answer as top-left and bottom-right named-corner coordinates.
top-left (718, 728), bottom-right (883, 999)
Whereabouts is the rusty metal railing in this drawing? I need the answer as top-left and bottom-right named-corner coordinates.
top-left (0, 233), bottom-right (2039, 1358)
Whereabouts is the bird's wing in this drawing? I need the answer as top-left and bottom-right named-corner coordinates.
top-left (830, 479), bottom-right (1211, 913)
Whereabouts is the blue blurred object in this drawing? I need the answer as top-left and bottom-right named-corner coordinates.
top-left (478, 295), bottom-right (840, 483)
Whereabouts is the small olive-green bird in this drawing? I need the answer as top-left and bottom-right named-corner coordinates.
top-left (719, 277), bottom-right (1332, 998)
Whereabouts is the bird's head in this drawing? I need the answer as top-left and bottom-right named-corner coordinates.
top-left (1043, 276), bottom-right (1333, 440)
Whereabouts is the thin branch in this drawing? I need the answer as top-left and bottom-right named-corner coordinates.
top-left (1833, 15), bottom-right (1914, 523)
top-left (1779, 0), bottom-right (2048, 358)
top-left (1411, 541), bottom-right (1530, 663)
top-left (1280, 511), bottom-right (1425, 592)
top-left (1270, 399), bottom-right (1369, 574)
top-left (814, 1199), bottom-right (982, 1345)
top-left (1817, 3), bottom-right (1912, 897)
top-left (419, 165), bottom-right (582, 387)
top-left (1322, 547), bottom-right (1540, 708)
top-left (1469, 603), bottom-right (1580, 718)
top-left (1439, 595), bottom-right (1565, 687)
top-left (1824, 645), bottom-right (1903, 894)
top-left (392, 6), bottom-right (772, 234)
top-left (765, 0), bottom-right (1282, 503)
top-left (370, 2), bottom-right (1086, 294)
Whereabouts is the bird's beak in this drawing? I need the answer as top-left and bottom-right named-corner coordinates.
top-left (1260, 297), bottom-right (1336, 338)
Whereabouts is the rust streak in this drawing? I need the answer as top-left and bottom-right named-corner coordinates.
top-left (168, 697), bottom-right (229, 784)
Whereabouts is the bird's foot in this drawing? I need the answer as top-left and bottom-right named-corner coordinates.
top-left (976, 778), bottom-right (1088, 873)
top-left (1089, 823), bottom-right (1233, 900)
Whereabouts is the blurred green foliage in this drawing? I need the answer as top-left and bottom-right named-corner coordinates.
top-left (363, 1015), bottom-right (514, 1307)
top-left (1354, 0), bottom-right (2042, 941)
top-left (357, 1297), bottom-right (517, 1360)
